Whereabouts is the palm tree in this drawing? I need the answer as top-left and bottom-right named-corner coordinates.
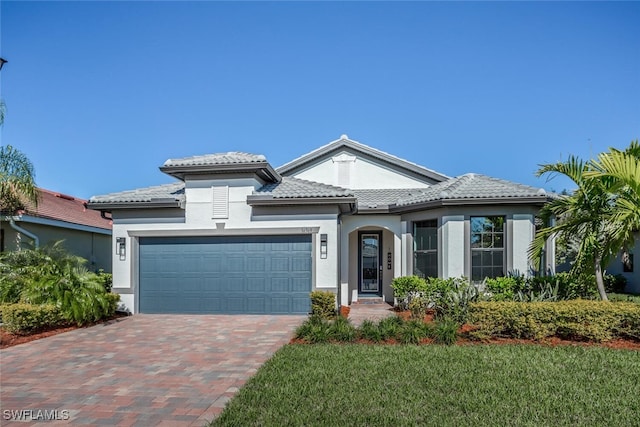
top-left (0, 145), bottom-right (39, 214)
top-left (586, 140), bottom-right (640, 260)
top-left (529, 156), bottom-right (618, 300)
top-left (0, 100), bottom-right (5, 126)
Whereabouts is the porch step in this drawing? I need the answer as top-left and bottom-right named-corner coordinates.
top-left (351, 296), bottom-right (385, 305)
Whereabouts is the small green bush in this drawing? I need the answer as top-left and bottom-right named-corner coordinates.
top-left (104, 293), bottom-right (120, 315)
top-left (391, 276), bottom-right (428, 310)
top-left (96, 270), bottom-right (114, 293)
top-left (329, 316), bottom-right (357, 342)
top-left (295, 315), bottom-right (332, 343)
top-left (310, 290), bottom-right (336, 319)
top-left (433, 318), bottom-right (459, 345)
top-left (484, 276), bottom-right (525, 301)
top-left (604, 274), bottom-right (627, 294)
top-left (378, 316), bottom-right (404, 341)
top-left (398, 319), bottom-right (433, 344)
top-left (358, 319), bottom-right (383, 342)
top-left (468, 300), bottom-right (640, 342)
top-left (2, 303), bottom-right (66, 335)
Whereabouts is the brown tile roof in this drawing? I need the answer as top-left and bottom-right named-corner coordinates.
top-left (20, 188), bottom-right (112, 231)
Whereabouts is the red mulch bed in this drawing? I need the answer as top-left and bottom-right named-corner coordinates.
top-left (0, 313), bottom-right (130, 349)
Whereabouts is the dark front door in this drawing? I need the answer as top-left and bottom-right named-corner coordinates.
top-left (359, 231), bottom-right (382, 296)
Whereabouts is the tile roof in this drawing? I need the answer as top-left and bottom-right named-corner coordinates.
top-left (162, 152), bottom-right (267, 167)
top-left (254, 177), bottom-right (353, 198)
top-left (353, 188), bottom-right (426, 209)
top-left (20, 189), bottom-right (112, 230)
top-left (88, 182), bottom-right (185, 204)
top-left (396, 173), bottom-right (548, 206)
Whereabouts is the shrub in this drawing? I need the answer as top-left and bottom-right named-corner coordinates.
top-left (398, 319), bottom-right (433, 344)
top-left (431, 278), bottom-right (479, 324)
top-left (295, 315), bottom-right (332, 343)
top-left (358, 319), bottom-right (383, 342)
top-left (2, 303), bottom-right (66, 335)
top-left (96, 270), bottom-right (113, 293)
top-left (391, 276), bottom-right (428, 310)
top-left (328, 316), bottom-right (357, 342)
top-left (310, 290), bottom-right (336, 319)
top-left (0, 243), bottom-right (119, 325)
top-left (433, 318), bottom-right (459, 345)
top-left (378, 316), bottom-right (404, 341)
top-left (484, 276), bottom-right (525, 301)
top-left (468, 300), bottom-right (640, 342)
top-left (604, 274), bottom-right (627, 294)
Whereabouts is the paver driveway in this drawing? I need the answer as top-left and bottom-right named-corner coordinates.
top-left (1, 314), bottom-right (304, 426)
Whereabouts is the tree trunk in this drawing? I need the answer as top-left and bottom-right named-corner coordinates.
top-left (594, 254), bottom-right (608, 301)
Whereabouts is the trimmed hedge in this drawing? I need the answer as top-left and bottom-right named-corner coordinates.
top-left (468, 300), bottom-right (640, 342)
top-left (310, 290), bottom-right (336, 319)
top-left (2, 303), bottom-right (67, 335)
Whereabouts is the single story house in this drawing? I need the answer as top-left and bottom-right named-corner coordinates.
top-left (88, 135), bottom-right (555, 314)
top-left (1, 188), bottom-right (113, 272)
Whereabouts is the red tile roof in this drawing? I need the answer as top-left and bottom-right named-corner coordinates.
top-left (20, 188), bottom-right (112, 231)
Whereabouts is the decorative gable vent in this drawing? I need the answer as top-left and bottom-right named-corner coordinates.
top-left (212, 186), bottom-right (229, 219)
top-left (332, 153), bottom-right (356, 188)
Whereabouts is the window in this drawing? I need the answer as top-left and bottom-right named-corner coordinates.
top-left (623, 252), bottom-right (634, 273)
top-left (414, 219), bottom-right (438, 278)
top-left (471, 216), bottom-right (505, 282)
top-left (212, 186), bottom-right (229, 219)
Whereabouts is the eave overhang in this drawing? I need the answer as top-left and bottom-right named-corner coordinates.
top-left (86, 199), bottom-right (182, 212)
top-left (160, 162), bottom-right (281, 183)
top-left (247, 195), bottom-right (357, 213)
top-left (389, 196), bottom-right (552, 213)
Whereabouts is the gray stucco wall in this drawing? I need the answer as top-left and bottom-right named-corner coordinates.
top-left (0, 221), bottom-right (112, 273)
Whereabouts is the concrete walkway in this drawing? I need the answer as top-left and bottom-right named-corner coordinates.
top-left (348, 302), bottom-right (396, 326)
top-left (1, 314), bottom-right (304, 426)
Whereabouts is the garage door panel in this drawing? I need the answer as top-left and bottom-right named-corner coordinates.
top-left (247, 277), bottom-right (267, 292)
top-left (271, 277), bottom-right (289, 292)
top-left (292, 257), bottom-right (311, 271)
top-left (271, 257), bottom-right (290, 272)
top-left (139, 235), bottom-right (312, 314)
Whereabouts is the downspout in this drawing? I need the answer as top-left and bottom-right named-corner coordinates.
top-left (8, 217), bottom-right (39, 248)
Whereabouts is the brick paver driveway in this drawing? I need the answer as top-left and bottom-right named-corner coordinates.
top-left (1, 314), bottom-right (304, 426)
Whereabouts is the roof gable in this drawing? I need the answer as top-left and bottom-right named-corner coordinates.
top-left (276, 135), bottom-right (449, 188)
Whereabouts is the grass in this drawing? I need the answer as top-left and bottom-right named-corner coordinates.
top-left (608, 292), bottom-right (640, 303)
top-left (211, 344), bottom-right (640, 427)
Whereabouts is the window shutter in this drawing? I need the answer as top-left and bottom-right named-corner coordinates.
top-left (212, 186), bottom-right (229, 219)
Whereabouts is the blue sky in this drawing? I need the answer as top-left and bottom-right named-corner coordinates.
top-left (1, 1), bottom-right (639, 200)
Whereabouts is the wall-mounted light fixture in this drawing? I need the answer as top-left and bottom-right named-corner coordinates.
top-left (116, 237), bottom-right (126, 260)
top-left (320, 234), bottom-right (328, 259)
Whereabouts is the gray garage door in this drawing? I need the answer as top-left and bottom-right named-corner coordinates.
top-left (139, 235), bottom-right (312, 314)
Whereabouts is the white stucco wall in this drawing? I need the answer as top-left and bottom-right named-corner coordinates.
top-left (292, 153), bottom-right (431, 189)
top-left (511, 214), bottom-right (535, 276)
top-left (110, 178), bottom-right (341, 313)
top-left (441, 215), bottom-right (466, 278)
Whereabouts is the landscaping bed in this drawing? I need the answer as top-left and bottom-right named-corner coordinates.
top-left (0, 312), bottom-right (129, 349)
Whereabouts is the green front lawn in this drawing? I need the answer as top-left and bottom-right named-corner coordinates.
top-left (212, 344), bottom-right (640, 427)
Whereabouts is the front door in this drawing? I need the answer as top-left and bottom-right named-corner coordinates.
top-left (359, 231), bottom-right (382, 295)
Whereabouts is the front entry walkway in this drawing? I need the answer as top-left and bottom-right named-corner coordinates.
top-left (348, 302), bottom-right (396, 326)
top-left (1, 314), bottom-right (304, 426)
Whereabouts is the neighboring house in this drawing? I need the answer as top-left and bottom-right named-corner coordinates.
top-left (0, 188), bottom-right (113, 272)
top-left (88, 135), bottom-right (554, 314)
top-left (605, 237), bottom-right (640, 294)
